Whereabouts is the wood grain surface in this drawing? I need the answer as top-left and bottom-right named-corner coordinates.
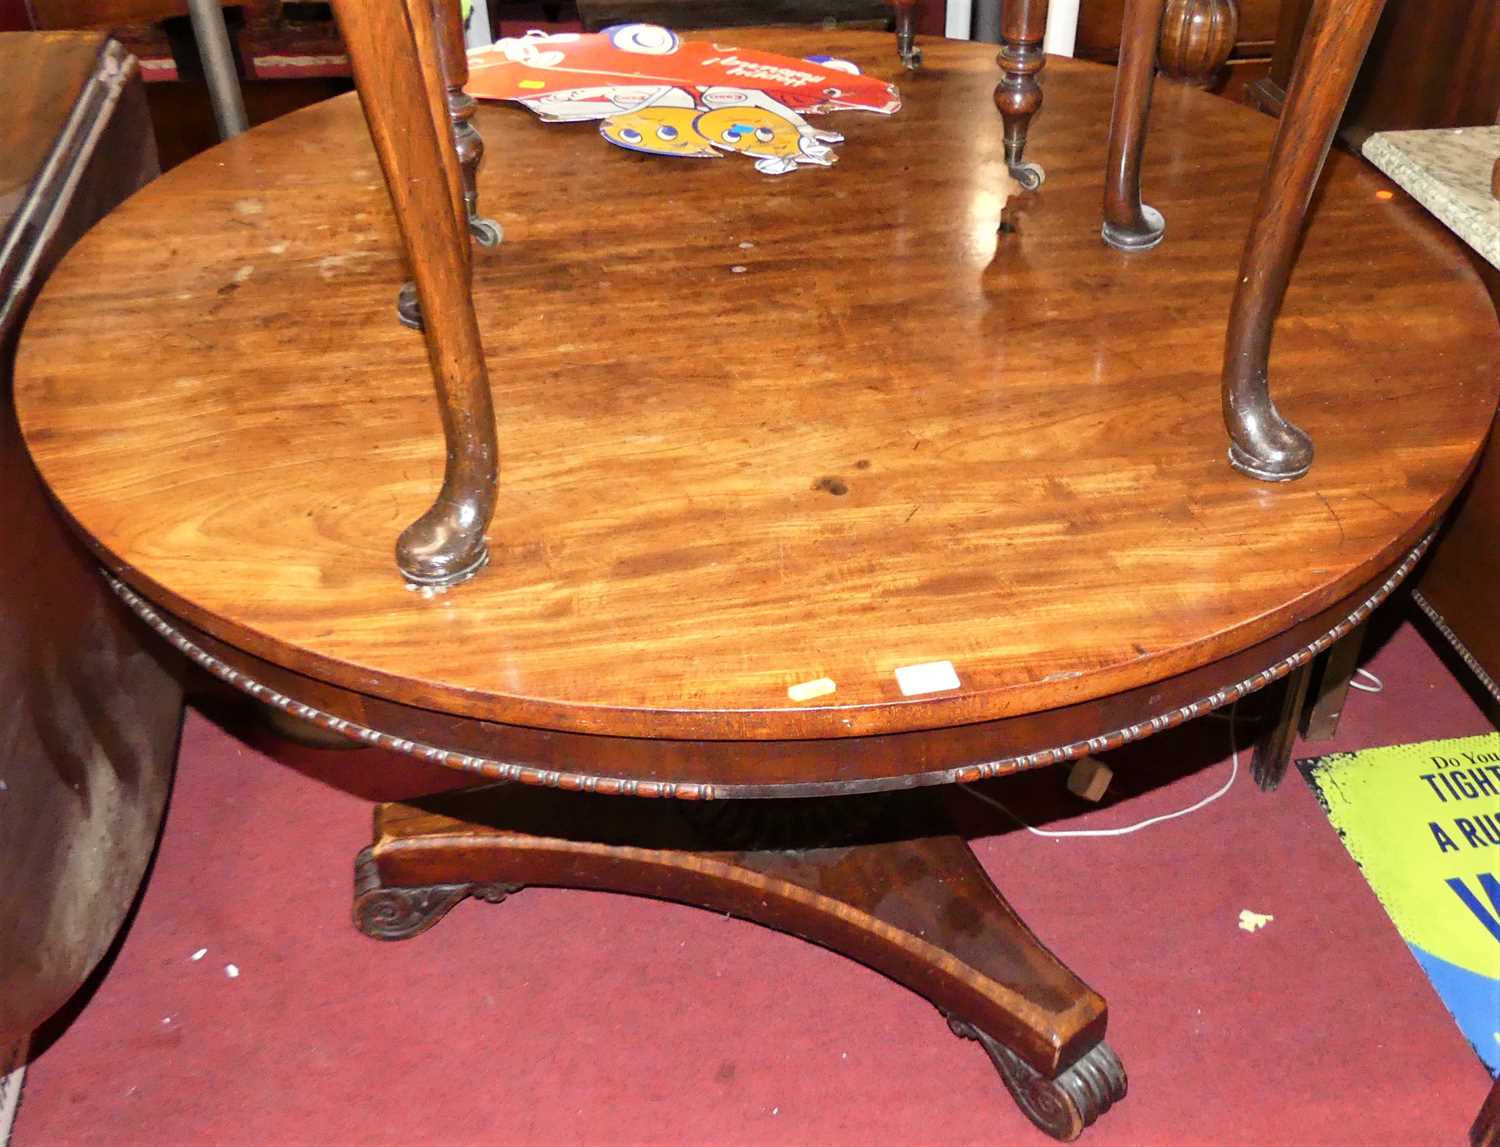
top-left (15, 31), bottom-right (1499, 744)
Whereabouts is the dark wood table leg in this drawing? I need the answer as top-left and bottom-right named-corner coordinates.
top-left (1300, 621), bottom-right (1367, 741)
top-left (1250, 660), bottom-right (1313, 790)
top-left (354, 785), bottom-right (1126, 1141)
top-left (430, 0), bottom-right (503, 248)
top-left (1101, 0), bottom-right (1169, 250)
top-left (994, 0), bottom-right (1050, 191)
top-left (1220, 0), bottom-right (1387, 482)
top-left (334, 0), bottom-right (498, 587)
top-left (1472, 1074), bottom-right (1500, 1147)
top-left (892, 0), bottom-right (923, 69)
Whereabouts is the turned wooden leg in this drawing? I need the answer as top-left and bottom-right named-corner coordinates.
top-left (1300, 621), bottom-right (1367, 740)
top-left (333, 0), bottom-right (498, 586)
top-left (892, 0), bottom-right (923, 69)
top-left (1250, 661), bottom-right (1313, 790)
top-left (1101, 0), bottom-right (1169, 250)
top-left (994, 0), bottom-right (1050, 191)
top-left (430, 0), bottom-right (503, 248)
top-left (353, 785), bottom-right (1126, 1141)
top-left (1221, 0), bottom-right (1387, 482)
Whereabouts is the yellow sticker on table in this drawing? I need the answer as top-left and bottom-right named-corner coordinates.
top-left (1301, 732), bottom-right (1500, 1071)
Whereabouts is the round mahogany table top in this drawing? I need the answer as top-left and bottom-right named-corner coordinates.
top-left (15, 32), bottom-right (1499, 762)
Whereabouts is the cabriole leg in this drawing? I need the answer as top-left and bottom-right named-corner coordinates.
top-left (1222, 0), bottom-right (1387, 481)
top-left (334, 0), bottom-right (498, 586)
top-left (1101, 0), bottom-right (1170, 250)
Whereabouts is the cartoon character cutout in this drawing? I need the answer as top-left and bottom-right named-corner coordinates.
top-left (598, 85), bottom-right (844, 174)
top-left (696, 87), bottom-right (843, 174)
top-left (601, 105), bottom-right (719, 159)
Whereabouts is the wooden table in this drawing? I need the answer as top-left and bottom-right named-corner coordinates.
top-left (15, 30), bottom-right (1499, 1140)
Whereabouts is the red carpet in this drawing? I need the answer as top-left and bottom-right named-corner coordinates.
top-left (13, 613), bottom-right (1495, 1145)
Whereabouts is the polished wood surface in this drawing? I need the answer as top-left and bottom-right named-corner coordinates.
top-left (15, 31), bottom-right (1499, 750)
top-left (0, 31), bottom-right (183, 1044)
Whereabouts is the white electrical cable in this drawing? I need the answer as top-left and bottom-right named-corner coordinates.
top-left (1349, 668), bottom-right (1384, 694)
top-left (961, 702), bottom-right (1241, 838)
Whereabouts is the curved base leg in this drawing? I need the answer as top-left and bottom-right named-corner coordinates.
top-left (1101, 204), bottom-right (1165, 251)
top-left (950, 1018), bottom-right (1127, 1141)
top-left (355, 785), bottom-right (1124, 1138)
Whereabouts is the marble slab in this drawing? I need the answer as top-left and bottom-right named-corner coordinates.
top-left (1363, 125), bottom-right (1500, 271)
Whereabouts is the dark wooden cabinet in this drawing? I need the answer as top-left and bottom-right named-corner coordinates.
top-left (0, 30), bottom-right (185, 1044)
top-left (1246, 0), bottom-right (1500, 142)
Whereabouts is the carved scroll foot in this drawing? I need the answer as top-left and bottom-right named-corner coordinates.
top-left (950, 1018), bottom-right (1127, 1142)
top-left (354, 846), bottom-right (519, 941)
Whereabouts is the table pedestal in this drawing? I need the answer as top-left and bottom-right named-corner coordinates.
top-left (354, 785), bottom-right (1126, 1140)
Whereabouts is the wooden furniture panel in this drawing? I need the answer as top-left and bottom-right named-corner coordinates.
top-left (1246, 0), bottom-right (1500, 138)
top-left (0, 31), bottom-right (184, 1045)
top-left (1076, 0), bottom-right (1280, 62)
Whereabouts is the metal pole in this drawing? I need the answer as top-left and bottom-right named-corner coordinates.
top-left (186, 0), bottom-right (249, 139)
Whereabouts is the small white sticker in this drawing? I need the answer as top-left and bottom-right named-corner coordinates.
top-left (894, 660), bottom-right (961, 696)
top-left (225, 964), bottom-right (240, 979)
top-left (787, 677), bottom-right (836, 702)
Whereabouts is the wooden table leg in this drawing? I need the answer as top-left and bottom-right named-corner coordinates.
top-left (430, 0), bottom-right (503, 248)
top-left (1250, 660), bottom-right (1313, 790)
top-left (1472, 1073), bottom-right (1500, 1147)
top-left (1101, 0), bottom-right (1169, 250)
top-left (994, 0), bottom-right (1050, 191)
top-left (333, 0), bottom-right (498, 587)
top-left (354, 785), bottom-right (1126, 1141)
top-left (1220, 0), bottom-right (1387, 482)
top-left (1300, 621), bottom-right (1367, 741)
top-left (892, 0), bottom-right (923, 69)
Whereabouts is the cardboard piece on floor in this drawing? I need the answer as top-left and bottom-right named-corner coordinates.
top-left (1300, 732), bottom-right (1500, 1074)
